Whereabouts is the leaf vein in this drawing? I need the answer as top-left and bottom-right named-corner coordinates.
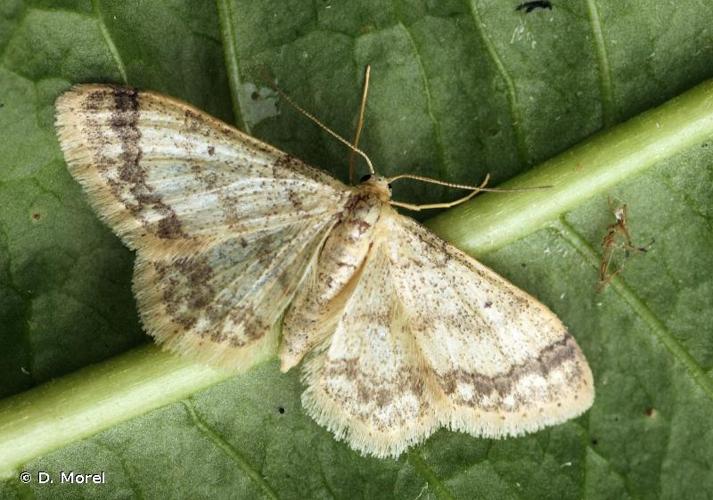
top-left (586, 445), bottom-right (637, 498)
top-left (584, 0), bottom-right (615, 127)
top-left (407, 450), bottom-right (456, 500)
top-left (216, 0), bottom-right (250, 133)
top-left (94, 439), bottom-right (147, 500)
top-left (554, 219), bottom-right (713, 401)
top-left (91, 0), bottom-right (128, 85)
top-left (182, 399), bottom-right (279, 499)
top-left (394, 20), bottom-right (448, 180)
top-left (466, 0), bottom-right (528, 166)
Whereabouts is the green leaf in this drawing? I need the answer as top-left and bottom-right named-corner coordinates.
top-left (1, 0), bottom-right (713, 498)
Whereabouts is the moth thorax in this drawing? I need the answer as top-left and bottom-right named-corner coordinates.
top-left (342, 192), bottom-right (383, 233)
top-left (358, 175), bottom-right (392, 202)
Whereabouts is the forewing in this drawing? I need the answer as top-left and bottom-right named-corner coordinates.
top-left (135, 214), bottom-right (339, 368)
top-left (387, 214), bottom-right (594, 438)
top-left (301, 247), bottom-right (441, 458)
top-left (55, 84), bottom-right (353, 368)
top-left (55, 84), bottom-right (349, 258)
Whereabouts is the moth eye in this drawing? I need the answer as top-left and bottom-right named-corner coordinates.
top-left (388, 183), bottom-right (393, 191)
top-left (360, 174), bottom-right (372, 182)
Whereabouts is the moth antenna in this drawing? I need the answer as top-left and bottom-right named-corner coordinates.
top-left (265, 78), bottom-right (376, 176)
top-left (386, 173), bottom-right (552, 193)
top-left (390, 175), bottom-right (491, 211)
top-left (349, 65), bottom-right (371, 184)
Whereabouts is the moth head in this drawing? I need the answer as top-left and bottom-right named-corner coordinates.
top-left (359, 174), bottom-right (392, 202)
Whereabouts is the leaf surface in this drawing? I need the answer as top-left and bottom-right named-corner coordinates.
top-left (1, 0), bottom-right (712, 498)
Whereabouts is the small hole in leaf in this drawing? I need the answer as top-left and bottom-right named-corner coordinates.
top-left (278, 406), bottom-right (285, 414)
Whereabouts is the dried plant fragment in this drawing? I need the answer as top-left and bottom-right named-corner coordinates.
top-left (597, 199), bottom-right (652, 291)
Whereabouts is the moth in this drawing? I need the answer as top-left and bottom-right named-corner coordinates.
top-left (54, 79), bottom-right (593, 458)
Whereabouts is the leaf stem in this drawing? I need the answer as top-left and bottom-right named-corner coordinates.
top-left (2, 80), bottom-right (713, 478)
top-left (0, 346), bottom-right (231, 479)
top-left (427, 79), bottom-right (713, 255)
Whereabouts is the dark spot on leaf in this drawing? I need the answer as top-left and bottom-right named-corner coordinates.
top-left (645, 407), bottom-right (656, 417)
top-left (591, 438), bottom-right (598, 446)
top-left (251, 90), bottom-right (259, 100)
top-left (521, 263), bottom-right (527, 268)
top-left (31, 212), bottom-right (41, 221)
top-left (278, 406), bottom-right (285, 414)
top-left (516, 1), bottom-right (552, 13)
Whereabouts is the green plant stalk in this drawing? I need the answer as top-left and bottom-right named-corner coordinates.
top-left (0, 346), bottom-right (231, 479)
top-left (427, 79), bottom-right (713, 253)
top-left (2, 80), bottom-right (713, 479)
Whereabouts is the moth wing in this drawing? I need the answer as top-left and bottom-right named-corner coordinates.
top-left (55, 84), bottom-right (353, 368)
top-left (302, 212), bottom-right (593, 458)
top-left (301, 240), bottom-right (442, 458)
top-left (387, 214), bottom-right (594, 438)
top-left (134, 213), bottom-right (339, 368)
top-left (55, 84), bottom-right (349, 259)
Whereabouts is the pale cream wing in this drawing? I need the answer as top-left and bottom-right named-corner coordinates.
top-left (134, 214), bottom-right (338, 368)
top-left (386, 214), bottom-right (594, 438)
top-left (55, 84), bottom-right (352, 368)
top-left (301, 246), bottom-right (442, 458)
top-left (301, 211), bottom-right (593, 458)
top-left (55, 84), bottom-right (349, 259)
